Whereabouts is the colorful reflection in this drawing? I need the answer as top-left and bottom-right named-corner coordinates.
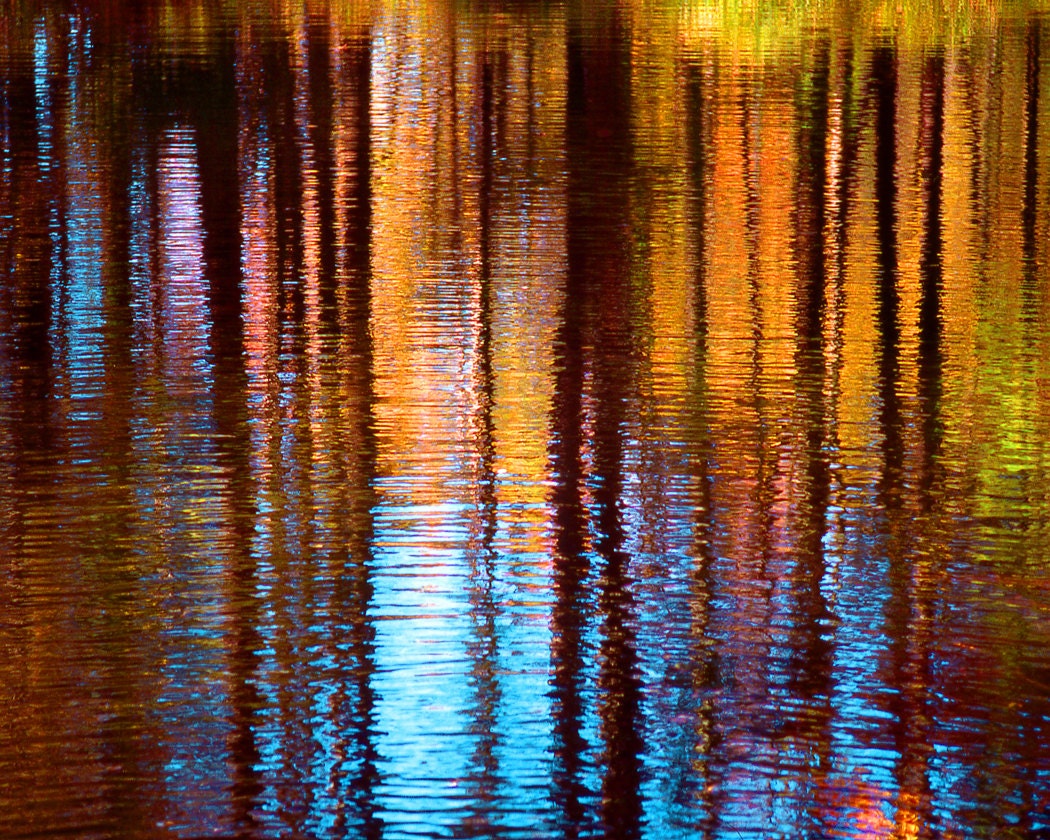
top-left (1, 1), bottom-right (1050, 838)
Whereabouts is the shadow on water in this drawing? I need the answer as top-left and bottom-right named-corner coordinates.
top-left (314, 30), bottom-right (383, 838)
top-left (872, 41), bottom-right (902, 514)
top-left (783, 35), bottom-right (838, 838)
top-left (461, 43), bottom-right (505, 836)
top-left (549, 9), bottom-right (644, 836)
top-left (547, 23), bottom-right (594, 833)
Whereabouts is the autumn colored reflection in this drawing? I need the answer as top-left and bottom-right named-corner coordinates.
top-left (2, 1), bottom-right (1050, 838)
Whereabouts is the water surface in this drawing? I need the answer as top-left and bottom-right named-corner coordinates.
top-left (2, 1), bottom-right (1050, 837)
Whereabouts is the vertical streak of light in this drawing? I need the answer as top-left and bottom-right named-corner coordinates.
top-left (297, 14), bottom-right (324, 422)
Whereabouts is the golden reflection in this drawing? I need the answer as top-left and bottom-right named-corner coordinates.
top-left (369, 0), bottom-right (478, 509)
top-left (368, 3), bottom-right (567, 564)
top-left (483, 16), bottom-right (568, 561)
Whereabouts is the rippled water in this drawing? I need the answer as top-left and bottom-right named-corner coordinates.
top-left (2, 1), bottom-right (1050, 837)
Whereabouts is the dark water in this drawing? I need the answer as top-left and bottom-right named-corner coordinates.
top-left (2, 1), bottom-right (1050, 837)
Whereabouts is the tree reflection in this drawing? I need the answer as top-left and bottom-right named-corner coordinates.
top-left (786, 36), bottom-right (837, 839)
top-left (462, 44), bottom-right (504, 835)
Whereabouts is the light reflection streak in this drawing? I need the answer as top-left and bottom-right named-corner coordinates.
top-left (157, 129), bottom-right (211, 388)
